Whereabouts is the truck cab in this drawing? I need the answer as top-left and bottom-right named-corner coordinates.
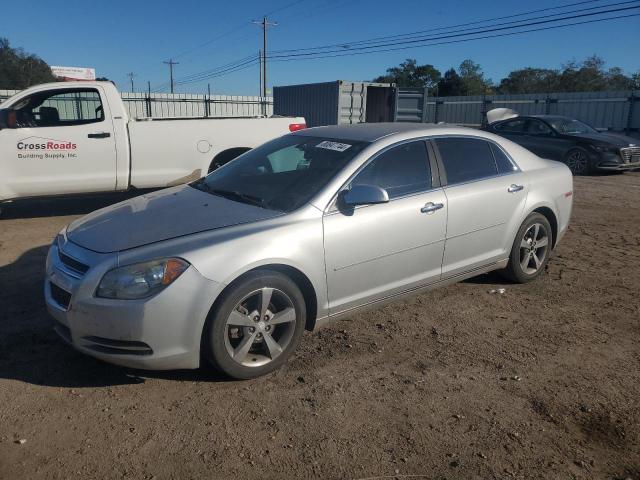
top-left (0, 82), bottom-right (129, 201)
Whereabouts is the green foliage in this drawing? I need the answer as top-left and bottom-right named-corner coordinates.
top-left (436, 68), bottom-right (465, 96)
top-left (375, 55), bottom-right (638, 96)
top-left (497, 55), bottom-right (637, 93)
top-left (0, 38), bottom-right (57, 89)
top-left (457, 59), bottom-right (493, 95)
top-left (373, 58), bottom-right (441, 88)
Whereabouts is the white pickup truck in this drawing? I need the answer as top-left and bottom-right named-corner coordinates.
top-left (0, 81), bottom-right (305, 204)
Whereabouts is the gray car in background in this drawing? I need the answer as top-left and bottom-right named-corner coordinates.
top-left (45, 123), bottom-right (573, 379)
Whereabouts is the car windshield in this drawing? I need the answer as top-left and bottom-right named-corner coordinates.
top-left (190, 135), bottom-right (368, 212)
top-left (548, 118), bottom-right (597, 135)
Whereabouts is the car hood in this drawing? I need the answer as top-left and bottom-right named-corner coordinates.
top-left (569, 132), bottom-right (639, 147)
top-left (67, 185), bottom-right (282, 253)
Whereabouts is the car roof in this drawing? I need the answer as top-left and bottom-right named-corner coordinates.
top-left (526, 115), bottom-right (573, 122)
top-left (294, 122), bottom-right (461, 142)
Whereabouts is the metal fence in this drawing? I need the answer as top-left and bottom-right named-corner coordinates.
top-left (424, 90), bottom-right (640, 131)
top-left (0, 89), bottom-right (273, 119)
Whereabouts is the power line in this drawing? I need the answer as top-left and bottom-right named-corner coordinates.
top-left (267, 4), bottom-right (640, 59)
top-left (150, 0), bottom-right (638, 91)
top-left (271, 0), bottom-right (623, 54)
top-left (268, 12), bottom-right (640, 63)
top-left (174, 56), bottom-right (260, 86)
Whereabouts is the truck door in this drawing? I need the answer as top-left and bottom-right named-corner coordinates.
top-left (1, 86), bottom-right (117, 199)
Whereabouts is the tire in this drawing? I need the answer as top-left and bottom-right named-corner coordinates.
top-left (564, 147), bottom-right (592, 175)
top-left (501, 213), bottom-right (553, 284)
top-left (208, 148), bottom-right (251, 173)
top-left (203, 270), bottom-right (306, 379)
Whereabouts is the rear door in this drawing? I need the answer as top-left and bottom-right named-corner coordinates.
top-left (323, 140), bottom-right (447, 314)
top-left (2, 86), bottom-right (117, 198)
top-left (433, 136), bottom-right (528, 278)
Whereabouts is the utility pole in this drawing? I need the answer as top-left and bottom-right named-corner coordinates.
top-left (252, 17), bottom-right (277, 98)
top-left (163, 59), bottom-right (179, 93)
top-left (258, 49), bottom-right (263, 98)
top-left (126, 72), bottom-right (136, 92)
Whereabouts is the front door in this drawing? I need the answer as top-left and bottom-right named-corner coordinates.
top-left (323, 140), bottom-right (447, 314)
top-left (1, 86), bottom-right (117, 199)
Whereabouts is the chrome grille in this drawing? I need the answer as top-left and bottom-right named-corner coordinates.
top-left (620, 146), bottom-right (640, 164)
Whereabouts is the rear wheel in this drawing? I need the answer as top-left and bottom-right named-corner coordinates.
top-left (565, 148), bottom-right (591, 175)
top-left (501, 213), bottom-right (553, 283)
top-left (203, 270), bottom-right (306, 379)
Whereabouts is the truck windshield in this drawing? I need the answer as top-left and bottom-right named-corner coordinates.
top-left (191, 135), bottom-right (368, 212)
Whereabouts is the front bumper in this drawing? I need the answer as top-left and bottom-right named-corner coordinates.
top-left (595, 150), bottom-right (640, 171)
top-left (45, 237), bottom-right (221, 370)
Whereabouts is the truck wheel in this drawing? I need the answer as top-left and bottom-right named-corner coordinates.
top-left (564, 148), bottom-right (592, 175)
top-left (203, 270), bottom-right (306, 379)
top-left (208, 148), bottom-right (251, 173)
top-left (501, 213), bottom-right (553, 284)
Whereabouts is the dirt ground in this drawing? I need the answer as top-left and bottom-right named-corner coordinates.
top-left (0, 174), bottom-right (639, 480)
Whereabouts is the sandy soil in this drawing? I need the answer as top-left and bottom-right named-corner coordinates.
top-left (1, 174), bottom-right (639, 480)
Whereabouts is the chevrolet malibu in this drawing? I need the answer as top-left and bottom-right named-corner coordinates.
top-left (45, 123), bottom-right (573, 379)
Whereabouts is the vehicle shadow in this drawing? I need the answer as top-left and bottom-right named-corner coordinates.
top-left (0, 189), bottom-right (158, 220)
top-left (463, 270), bottom-right (512, 285)
top-left (0, 245), bottom-right (230, 388)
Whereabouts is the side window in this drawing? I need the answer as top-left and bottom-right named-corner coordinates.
top-left (13, 89), bottom-right (104, 128)
top-left (495, 118), bottom-right (526, 133)
top-left (352, 141), bottom-right (431, 199)
top-left (526, 119), bottom-right (552, 135)
top-left (490, 143), bottom-right (518, 174)
top-left (435, 137), bottom-right (498, 185)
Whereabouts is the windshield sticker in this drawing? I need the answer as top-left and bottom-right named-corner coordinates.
top-left (315, 141), bottom-right (352, 152)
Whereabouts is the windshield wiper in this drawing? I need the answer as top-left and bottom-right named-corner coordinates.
top-left (207, 188), bottom-right (266, 208)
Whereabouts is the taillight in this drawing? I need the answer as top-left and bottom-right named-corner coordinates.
top-left (289, 123), bottom-right (306, 132)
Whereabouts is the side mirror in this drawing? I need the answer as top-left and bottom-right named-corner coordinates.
top-left (340, 184), bottom-right (389, 207)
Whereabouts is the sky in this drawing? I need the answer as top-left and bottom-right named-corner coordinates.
top-left (3, 0), bottom-right (639, 95)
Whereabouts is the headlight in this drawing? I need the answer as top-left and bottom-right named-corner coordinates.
top-left (96, 258), bottom-right (189, 300)
top-left (591, 144), bottom-right (613, 153)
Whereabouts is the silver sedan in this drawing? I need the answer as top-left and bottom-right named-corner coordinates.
top-left (45, 123), bottom-right (573, 379)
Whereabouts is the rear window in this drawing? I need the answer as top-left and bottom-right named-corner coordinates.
top-left (435, 137), bottom-right (498, 185)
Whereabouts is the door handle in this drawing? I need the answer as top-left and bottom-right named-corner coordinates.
top-left (420, 202), bottom-right (444, 214)
top-left (87, 132), bottom-right (111, 139)
top-left (508, 184), bottom-right (524, 193)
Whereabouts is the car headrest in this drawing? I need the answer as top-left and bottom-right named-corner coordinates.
top-left (39, 106), bottom-right (60, 125)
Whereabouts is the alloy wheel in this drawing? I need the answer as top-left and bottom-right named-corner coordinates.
top-left (566, 150), bottom-right (588, 175)
top-left (519, 223), bottom-right (550, 275)
top-left (224, 287), bottom-right (297, 367)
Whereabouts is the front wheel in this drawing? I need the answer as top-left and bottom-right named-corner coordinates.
top-left (501, 213), bottom-right (553, 283)
top-left (565, 148), bottom-right (592, 175)
top-left (203, 270), bottom-right (306, 379)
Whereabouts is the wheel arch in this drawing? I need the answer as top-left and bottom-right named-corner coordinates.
top-left (203, 263), bottom-right (319, 337)
top-left (531, 206), bottom-right (558, 248)
top-left (208, 147), bottom-right (252, 173)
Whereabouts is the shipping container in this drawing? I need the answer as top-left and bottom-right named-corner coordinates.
top-left (273, 81), bottom-right (397, 127)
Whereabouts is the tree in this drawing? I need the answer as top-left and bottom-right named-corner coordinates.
top-left (497, 68), bottom-right (559, 94)
top-left (458, 59), bottom-right (493, 95)
top-left (373, 58), bottom-right (441, 88)
top-left (0, 38), bottom-right (57, 89)
top-left (436, 68), bottom-right (465, 96)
